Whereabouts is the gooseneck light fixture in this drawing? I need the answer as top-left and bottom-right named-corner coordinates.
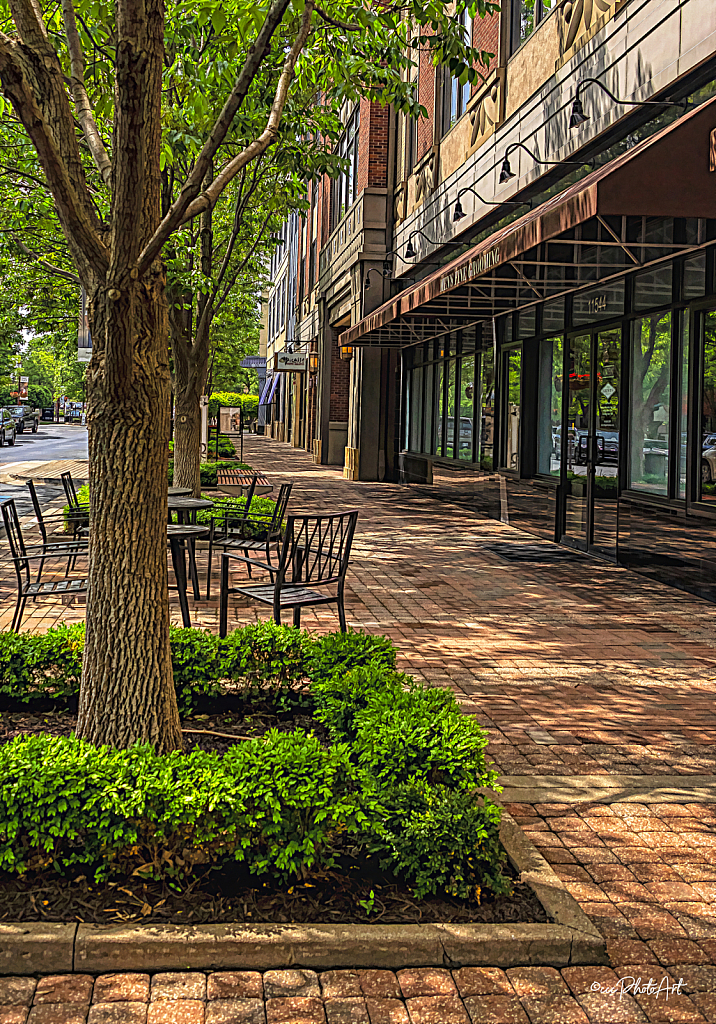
top-left (569, 78), bottom-right (676, 130)
top-left (452, 185), bottom-right (528, 222)
top-left (403, 229), bottom-right (464, 260)
top-left (499, 141), bottom-right (589, 184)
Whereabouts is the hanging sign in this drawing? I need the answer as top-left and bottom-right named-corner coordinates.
top-left (601, 383), bottom-right (616, 399)
top-left (78, 288), bottom-right (92, 363)
top-left (274, 352), bottom-right (307, 373)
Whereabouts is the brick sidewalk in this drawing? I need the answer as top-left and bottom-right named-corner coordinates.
top-left (3, 436), bottom-right (716, 1022)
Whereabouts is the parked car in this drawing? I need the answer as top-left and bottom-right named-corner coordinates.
top-left (0, 408), bottom-right (17, 446)
top-left (7, 405), bottom-right (40, 433)
top-left (701, 445), bottom-right (716, 484)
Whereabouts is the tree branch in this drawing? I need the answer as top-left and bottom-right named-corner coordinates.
top-left (176, 2), bottom-right (315, 229)
top-left (314, 3), bottom-right (359, 32)
top-left (61, 0), bottom-right (112, 186)
top-left (135, 0), bottom-right (296, 273)
top-left (12, 232), bottom-right (81, 283)
top-left (0, 29), bottom-right (109, 279)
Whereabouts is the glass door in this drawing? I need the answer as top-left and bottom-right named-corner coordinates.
top-left (563, 328), bottom-right (622, 559)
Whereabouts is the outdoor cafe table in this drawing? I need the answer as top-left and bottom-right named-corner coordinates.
top-left (167, 523), bottom-right (209, 627)
top-left (168, 486), bottom-right (193, 497)
top-left (167, 496), bottom-right (214, 604)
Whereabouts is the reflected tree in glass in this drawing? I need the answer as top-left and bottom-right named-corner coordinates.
top-left (630, 313), bottom-right (670, 494)
top-left (459, 356), bottom-right (475, 461)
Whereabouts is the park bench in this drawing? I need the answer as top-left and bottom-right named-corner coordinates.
top-left (217, 469), bottom-right (273, 496)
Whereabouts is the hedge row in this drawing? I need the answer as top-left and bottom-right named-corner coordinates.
top-left (0, 626), bottom-right (506, 899)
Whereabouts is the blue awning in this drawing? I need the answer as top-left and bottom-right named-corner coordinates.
top-left (260, 375), bottom-right (279, 405)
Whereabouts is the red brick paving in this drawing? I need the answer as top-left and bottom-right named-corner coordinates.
top-left (5, 436), bottom-right (716, 1023)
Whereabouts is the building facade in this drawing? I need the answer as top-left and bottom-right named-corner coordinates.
top-left (273, 0), bottom-right (716, 602)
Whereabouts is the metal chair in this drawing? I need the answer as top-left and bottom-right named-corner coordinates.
top-left (60, 471), bottom-right (89, 547)
top-left (205, 475), bottom-right (258, 598)
top-left (25, 480), bottom-right (88, 588)
top-left (208, 482), bottom-right (291, 598)
top-left (1, 499), bottom-right (88, 631)
top-left (219, 510), bottom-right (358, 636)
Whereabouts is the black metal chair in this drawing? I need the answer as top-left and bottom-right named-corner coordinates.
top-left (205, 475), bottom-right (258, 598)
top-left (1, 499), bottom-right (88, 631)
top-left (207, 482), bottom-right (291, 597)
top-left (219, 510), bottom-right (358, 636)
top-left (60, 470), bottom-right (89, 546)
top-left (25, 480), bottom-right (88, 588)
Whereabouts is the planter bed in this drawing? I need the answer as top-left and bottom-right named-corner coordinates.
top-left (0, 624), bottom-right (606, 970)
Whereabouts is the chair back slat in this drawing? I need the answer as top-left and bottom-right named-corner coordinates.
top-left (61, 471), bottom-right (80, 510)
top-left (26, 480), bottom-right (47, 545)
top-left (271, 483), bottom-right (292, 532)
top-left (222, 475), bottom-right (258, 535)
top-left (278, 511), bottom-right (358, 587)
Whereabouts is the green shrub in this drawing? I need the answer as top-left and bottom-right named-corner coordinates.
top-left (196, 494), bottom-right (279, 536)
top-left (208, 393), bottom-right (259, 421)
top-left (169, 628), bottom-right (223, 714)
top-left (219, 620), bottom-right (307, 690)
top-left (313, 665), bottom-right (495, 790)
top-left (0, 732), bottom-right (378, 882)
top-left (0, 624), bottom-right (84, 703)
top-left (369, 781), bottom-right (508, 900)
top-left (304, 629), bottom-right (396, 685)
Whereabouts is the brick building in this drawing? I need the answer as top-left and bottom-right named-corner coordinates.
top-left (270, 1), bottom-right (716, 603)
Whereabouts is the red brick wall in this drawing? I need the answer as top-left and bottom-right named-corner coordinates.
top-left (329, 331), bottom-right (350, 422)
top-left (473, 11), bottom-right (500, 75)
top-left (417, 48), bottom-right (435, 160)
top-left (356, 99), bottom-right (390, 192)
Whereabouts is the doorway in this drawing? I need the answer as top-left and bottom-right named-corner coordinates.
top-left (562, 327), bottom-right (622, 559)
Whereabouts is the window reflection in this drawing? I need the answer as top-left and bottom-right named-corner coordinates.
top-left (480, 347), bottom-right (495, 470)
top-left (629, 313), bottom-right (671, 495)
top-left (700, 310), bottom-right (716, 501)
top-left (538, 337), bottom-right (563, 476)
top-left (459, 356), bottom-right (475, 461)
top-left (504, 350), bottom-right (521, 471)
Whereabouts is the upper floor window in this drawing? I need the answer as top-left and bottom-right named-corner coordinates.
top-left (442, 7), bottom-right (473, 134)
top-left (331, 106), bottom-right (360, 229)
top-left (512, 0), bottom-right (557, 52)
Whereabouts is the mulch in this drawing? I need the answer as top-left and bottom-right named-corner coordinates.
top-left (0, 862), bottom-right (548, 927)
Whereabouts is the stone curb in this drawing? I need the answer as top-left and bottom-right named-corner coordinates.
top-left (0, 814), bottom-right (606, 974)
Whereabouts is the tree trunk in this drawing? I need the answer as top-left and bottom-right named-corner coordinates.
top-left (76, 271), bottom-right (183, 754)
top-left (173, 382), bottom-right (203, 497)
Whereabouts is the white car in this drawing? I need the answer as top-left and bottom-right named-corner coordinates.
top-left (701, 446), bottom-right (716, 484)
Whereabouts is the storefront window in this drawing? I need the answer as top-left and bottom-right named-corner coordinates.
top-left (538, 337), bottom-right (563, 476)
top-left (633, 266), bottom-right (673, 311)
top-left (459, 356), bottom-right (475, 461)
top-left (573, 280), bottom-right (625, 326)
top-left (480, 347), bottom-right (495, 470)
top-left (436, 363), bottom-right (445, 456)
top-left (684, 254), bottom-right (706, 300)
top-left (445, 360), bottom-right (457, 457)
top-left (700, 310), bottom-right (716, 501)
top-left (629, 312), bottom-right (671, 495)
top-left (543, 297), bottom-right (564, 334)
top-left (409, 366), bottom-right (423, 452)
top-left (423, 362), bottom-right (435, 455)
top-left (503, 349), bottom-right (521, 471)
top-left (679, 313), bottom-right (689, 499)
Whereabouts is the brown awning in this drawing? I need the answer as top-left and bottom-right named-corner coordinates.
top-left (340, 95), bottom-right (716, 348)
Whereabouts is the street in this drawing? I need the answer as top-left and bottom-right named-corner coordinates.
top-left (0, 422), bottom-right (88, 464)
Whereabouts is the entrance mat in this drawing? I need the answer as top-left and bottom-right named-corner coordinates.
top-left (486, 543), bottom-right (589, 564)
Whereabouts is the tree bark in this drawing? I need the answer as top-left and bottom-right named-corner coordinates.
top-left (76, 273), bottom-right (182, 753)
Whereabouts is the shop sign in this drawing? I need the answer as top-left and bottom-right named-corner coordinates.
top-left (440, 246), bottom-right (500, 293)
top-left (274, 352), bottom-right (307, 373)
top-left (601, 383), bottom-right (616, 399)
